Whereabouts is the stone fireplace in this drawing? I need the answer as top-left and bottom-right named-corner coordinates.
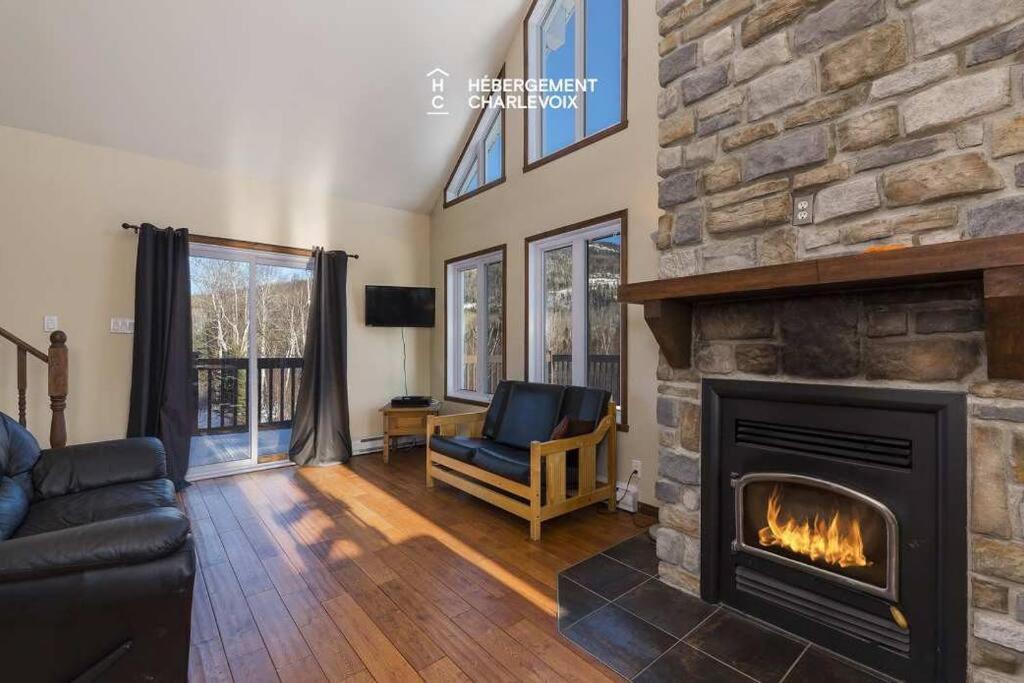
top-left (644, 0), bottom-right (1024, 679)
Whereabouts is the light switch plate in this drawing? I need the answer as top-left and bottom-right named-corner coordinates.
top-left (43, 315), bottom-right (58, 332)
top-left (110, 318), bottom-right (135, 334)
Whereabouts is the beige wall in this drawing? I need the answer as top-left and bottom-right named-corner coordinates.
top-left (428, 1), bottom-right (662, 505)
top-left (0, 124), bottom-right (431, 450)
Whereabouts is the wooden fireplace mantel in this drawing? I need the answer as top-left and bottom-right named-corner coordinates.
top-left (618, 233), bottom-right (1024, 379)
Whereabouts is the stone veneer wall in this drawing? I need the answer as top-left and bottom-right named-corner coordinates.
top-left (652, 0), bottom-right (1024, 679)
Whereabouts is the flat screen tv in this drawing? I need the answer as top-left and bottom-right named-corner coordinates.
top-left (365, 285), bottom-right (435, 327)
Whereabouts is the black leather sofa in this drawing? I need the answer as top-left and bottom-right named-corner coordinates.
top-left (426, 381), bottom-right (617, 540)
top-left (0, 413), bottom-right (195, 682)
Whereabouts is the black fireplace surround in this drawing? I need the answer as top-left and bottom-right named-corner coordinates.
top-left (701, 380), bottom-right (967, 682)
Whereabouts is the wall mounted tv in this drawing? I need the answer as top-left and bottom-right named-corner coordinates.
top-left (365, 285), bottom-right (436, 327)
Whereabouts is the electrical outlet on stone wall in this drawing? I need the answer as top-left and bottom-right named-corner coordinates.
top-left (793, 194), bottom-right (814, 225)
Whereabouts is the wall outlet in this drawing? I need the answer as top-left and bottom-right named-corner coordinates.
top-left (110, 317), bottom-right (135, 334)
top-left (793, 194), bottom-right (814, 225)
top-left (43, 315), bottom-right (58, 332)
top-left (631, 459), bottom-right (642, 480)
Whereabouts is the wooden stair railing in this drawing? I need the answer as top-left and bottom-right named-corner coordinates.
top-left (0, 327), bottom-right (68, 448)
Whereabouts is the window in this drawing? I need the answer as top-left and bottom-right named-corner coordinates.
top-left (444, 69), bottom-right (506, 207)
top-left (445, 246), bottom-right (506, 404)
top-left (526, 212), bottom-right (627, 426)
top-left (524, 0), bottom-right (626, 170)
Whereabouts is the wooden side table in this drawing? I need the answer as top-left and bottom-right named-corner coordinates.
top-left (380, 400), bottom-right (441, 463)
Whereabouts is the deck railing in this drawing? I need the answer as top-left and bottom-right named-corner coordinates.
top-left (192, 356), bottom-right (303, 435)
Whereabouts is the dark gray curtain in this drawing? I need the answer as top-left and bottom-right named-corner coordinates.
top-left (127, 224), bottom-right (194, 490)
top-left (289, 248), bottom-right (352, 466)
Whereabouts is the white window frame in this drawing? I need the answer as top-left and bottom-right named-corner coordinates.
top-left (444, 103), bottom-right (504, 205)
top-left (446, 248), bottom-right (505, 404)
top-left (527, 216), bottom-right (623, 421)
top-left (525, 0), bottom-right (625, 165)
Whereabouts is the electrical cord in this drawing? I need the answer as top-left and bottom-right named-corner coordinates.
top-left (401, 327), bottom-right (408, 396)
top-left (598, 469), bottom-right (654, 529)
top-left (598, 469), bottom-right (638, 514)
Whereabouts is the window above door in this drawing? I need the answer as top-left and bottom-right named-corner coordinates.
top-left (524, 0), bottom-right (627, 171)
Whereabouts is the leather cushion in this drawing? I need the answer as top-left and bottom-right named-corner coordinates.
top-left (14, 479), bottom-right (177, 538)
top-left (0, 476), bottom-right (30, 540)
top-left (429, 436), bottom-right (486, 463)
top-left (0, 507), bottom-right (190, 582)
top-left (473, 442), bottom-right (531, 484)
top-left (559, 386), bottom-right (611, 424)
top-left (493, 383), bottom-right (565, 450)
top-left (33, 437), bottom-right (167, 500)
top-left (483, 381), bottom-right (515, 440)
top-left (0, 413), bottom-right (40, 480)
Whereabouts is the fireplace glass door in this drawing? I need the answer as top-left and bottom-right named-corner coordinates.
top-left (735, 473), bottom-right (898, 601)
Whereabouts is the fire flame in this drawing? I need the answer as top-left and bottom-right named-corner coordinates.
top-left (758, 486), bottom-right (871, 569)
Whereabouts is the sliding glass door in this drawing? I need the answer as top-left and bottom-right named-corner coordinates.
top-left (188, 244), bottom-right (311, 479)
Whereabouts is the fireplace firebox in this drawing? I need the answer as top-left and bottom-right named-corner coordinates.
top-left (701, 380), bottom-right (967, 682)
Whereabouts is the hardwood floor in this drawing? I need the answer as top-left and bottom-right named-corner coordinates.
top-left (182, 447), bottom-right (654, 682)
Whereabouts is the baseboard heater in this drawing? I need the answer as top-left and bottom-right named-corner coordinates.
top-left (354, 434), bottom-right (424, 456)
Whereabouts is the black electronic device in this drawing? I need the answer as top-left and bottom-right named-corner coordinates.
top-left (365, 285), bottom-right (435, 327)
top-left (391, 395), bottom-right (433, 408)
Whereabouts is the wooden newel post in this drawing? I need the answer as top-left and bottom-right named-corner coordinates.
top-left (47, 330), bottom-right (68, 449)
top-left (16, 348), bottom-right (27, 426)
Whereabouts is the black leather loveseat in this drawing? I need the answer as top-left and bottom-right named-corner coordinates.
top-left (426, 381), bottom-right (617, 540)
top-left (0, 413), bottom-right (195, 682)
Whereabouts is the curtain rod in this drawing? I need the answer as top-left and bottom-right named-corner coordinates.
top-left (121, 223), bottom-right (359, 259)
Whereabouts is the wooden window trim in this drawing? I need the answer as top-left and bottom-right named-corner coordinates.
top-left (190, 234), bottom-right (313, 258)
top-left (523, 209), bottom-right (629, 431)
top-left (443, 66), bottom-right (508, 209)
top-left (444, 244), bottom-right (508, 406)
top-left (521, 0), bottom-right (629, 174)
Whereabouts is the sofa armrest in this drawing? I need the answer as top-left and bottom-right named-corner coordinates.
top-left (0, 508), bottom-right (189, 583)
top-left (33, 437), bottom-right (168, 499)
top-left (427, 411), bottom-right (487, 439)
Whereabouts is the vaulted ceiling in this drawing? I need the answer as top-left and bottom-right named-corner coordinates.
top-left (0, 1), bottom-right (524, 213)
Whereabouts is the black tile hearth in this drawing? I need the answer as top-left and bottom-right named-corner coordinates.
top-left (562, 552), bottom-right (650, 600)
top-left (557, 575), bottom-right (608, 629)
top-left (685, 610), bottom-right (806, 683)
top-left (785, 647), bottom-right (885, 683)
top-left (563, 603), bottom-right (679, 679)
top-left (635, 641), bottom-right (751, 683)
top-left (556, 532), bottom-right (887, 681)
top-left (603, 532), bottom-right (660, 574)
top-left (616, 577), bottom-right (717, 638)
